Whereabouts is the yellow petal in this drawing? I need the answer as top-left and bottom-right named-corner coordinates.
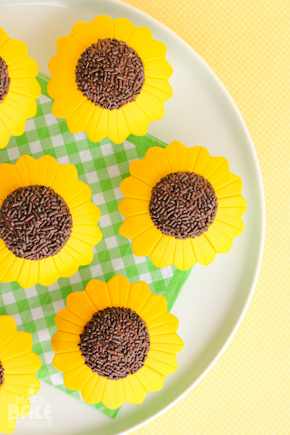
top-left (144, 58), bottom-right (173, 80)
top-left (2, 351), bottom-right (41, 374)
top-left (0, 257), bottom-right (25, 283)
top-left (53, 352), bottom-right (83, 373)
top-left (184, 146), bottom-right (202, 172)
top-left (143, 80), bottom-right (172, 102)
top-left (55, 312), bottom-right (84, 335)
top-left (66, 99), bottom-right (95, 134)
top-left (118, 198), bottom-right (150, 218)
top-left (182, 238), bottom-right (197, 269)
top-left (0, 38), bottom-right (27, 65)
top-left (64, 364), bottom-right (94, 391)
top-left (8, 56), bottom-right (38, 78)
top-left (55, 308), bottom-right (86, 329)
top-left (72, 226), bottom-right (103, 247)
top-left (132, 225), bottom-right (162, 257)
top-left (191, 235), bottom-right (216, 266)
top-left (173, 239), bottom-right (185, 271)
top-left (0, 316), bottom-right (17, 348)
top-left (90, 15), bottom-right (114, 40)
top-left (214, 173), bottom-right (243, 198)
top-left (9, 77), bottom-right (41, 99)
top-left (102, 379), bottom-right (126, 410)
top-left (5, 91), bottom-right (37, 120)
top-left (0, 102), bottom-right (26, 136)
top-left (144, 355), bottom-right (177, 377)
top-left (135, 90), bottom-right (164, 122)
top-left (66, 291), bottom-right (96, 323)
top-left (127, 27), bottom-right (153, 53)
top-left (150, 332), bottom-right (184, 354)
top-left (107, 275), bottom-right (130, 308)
top-left (120, 176), bottom-right (152, 201)
top-left (150, 235), bottom-right (176, 268)
top-left (145, 146), bottom-right (172, 178)
top-left (138, 39), bottom-right (167, 62)
top-left (0, 27), bottom-right (9, 48)
top-left (120, 377), bottom-right (136, 404)
top-left (193, 147), bottom-right (211, 174)
top-left (56, 34), bottom-right (85, 59)
top-left (119, 213), bottom-right (153, 239)
top-left (127, 281), bottom-right (151, 314)
top-left (64, 238), bottom-right (94, 266)
top-left (165, 140), bottom-right (188, 173)
top-left (37, 154), bottom-right (59, 186)
top-left (85, 279), bottom-right (111, 310)
top-left (139, 294), bottom-right (167, 323)
top-left (52, 89), bottom-right (87, 121)
top-left (129, 158), bottom-right (161, 188)
top-left (205, 226), bottom-right (233, 253)
top-left (135, 366), bottom-right (164, 392)
top-left (201, 156), bottom-right (229, 183)
top-left (0, 251), bottom-right (18, 282)
top-left (212, 214), bottom-right (244, 239)
top-left (82, 375), bottom-right (106, 404)
top-left (48, 56), bottom-right (76, 78)
top-left (50, 163), bottom-right (78, 198)
top-left (122, 102), bottom-right (149, 137)
top-left (0, 119), bottom-right (11, 149)
top-left (114, 17), bottom-right (135, 41)
top-left (147, 312), bottom-right (179, 334)
top-left (17, 260), bottom-right (39, 289)
top-left (147, 348), bottom-right (177, 369)
top-left (89, 107), bottom-right (108, 143)
top-left (51, 332), bottom-right (79, 353)
top-left (0, 163), bottom-right (23, 201)
top-left (127, 375), bottom-right (147, 404)
top-left (107, 109), bottom-right (129, 144)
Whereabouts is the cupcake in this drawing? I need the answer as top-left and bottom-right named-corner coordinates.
top-left (47, 15), bottom-right (173, 144)
top-left (118, 141), bottom-right (247, 270)
top-left (52, 275), bottom-right (183, 409)
top-left (0, 27), bottom-right (40, 149)
top-left (0, 315), bottom-right (41, 434)
top-left (0, 155), bottom-right (102, 288)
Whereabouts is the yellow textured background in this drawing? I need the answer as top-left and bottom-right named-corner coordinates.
top-left (120, 1), bottom-right (290, 434)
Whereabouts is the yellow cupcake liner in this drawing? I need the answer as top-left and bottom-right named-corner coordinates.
top-left (0, 27), bottom-right (41, 149)
top-left (51, 275), bottom-right (183, 410)
top-left (0, 155), bottom-right (103, 288)
top-left (47, 15), bottom-right (173, 144)
top-left (0, 316), bottom-right (41, 434)
top-left (118, 141), bottom-right (247, 270)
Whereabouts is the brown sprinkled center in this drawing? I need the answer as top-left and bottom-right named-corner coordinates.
top-left (0, 185), bottom-right (73, 261)
top-left (0, 56), bottom-right (10, 103)
top-left (78, 307), bottom-right (150, 380)
top-left (0, 360), bottom-right (4, 388)
top-left (75, 38), bottom-right (145, 111)
top-left (149, 171), bottom-right (218, 239)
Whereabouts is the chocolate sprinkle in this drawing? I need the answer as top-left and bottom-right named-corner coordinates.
top-left (149, 171), bottom-right (218, 239)
top-left (0, 185), bottom-right (73, 260)
top-left (75, 38), bottom-right (145, 110)
top-left (78, 307), bottom-right (150, 380)
top-left (0, 360), bottom-right (4, 388)
top-left (0, 56), bottom-right (10, 103)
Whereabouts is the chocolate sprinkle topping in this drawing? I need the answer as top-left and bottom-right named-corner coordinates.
top-left (0, 56), bottom-right (10, 103)
top-left (0, 185), bottom-right (73, 260)
top-left (149, 171), bottom-right (218, 239)
top-left (0, 360), bottom-right (4, 388)
top-left (78, 307), bottom-right (150, 380)
top-left (75, 38), bottom-right (145, 110)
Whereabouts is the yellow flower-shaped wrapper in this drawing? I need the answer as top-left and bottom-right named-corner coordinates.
top-left (47, 15), bottom-right (173, 144)
top-left (0, 155), bottom-right (102, 288)
top-left (118, 141), bottom-right (247, 270)
top-left (51, 275), bottom-right (183, 410)
top-left (0, 27), bottom-right (40, 149)
top-left (0, 316), bottom-right (41, 434)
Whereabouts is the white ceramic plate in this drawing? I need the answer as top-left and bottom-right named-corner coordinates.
top-left (0, 1), bottom-right (265, 434)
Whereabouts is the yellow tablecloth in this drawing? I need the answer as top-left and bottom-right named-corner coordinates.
top-left (121, 1), bottom-right (289, 434)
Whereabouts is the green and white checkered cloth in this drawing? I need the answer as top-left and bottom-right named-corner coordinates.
top-left (0, 76), bottom-right (192, 418)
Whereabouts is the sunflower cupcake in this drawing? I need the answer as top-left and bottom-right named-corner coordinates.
top-left (118, 141), bottom-right (247, 270)
top-left (0, 315), bottom-right (41, 434)
top-left (0, 155), bottom-right (102, 288)
top-left (0, 27), bottom-right (40, 149)
top-left (47, 15), bottom-right (173, 144)
top-left (52, 275), bottom-right (183, 409)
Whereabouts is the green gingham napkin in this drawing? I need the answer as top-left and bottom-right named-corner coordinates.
top-left (0, 76), bottom-right (192, 418)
